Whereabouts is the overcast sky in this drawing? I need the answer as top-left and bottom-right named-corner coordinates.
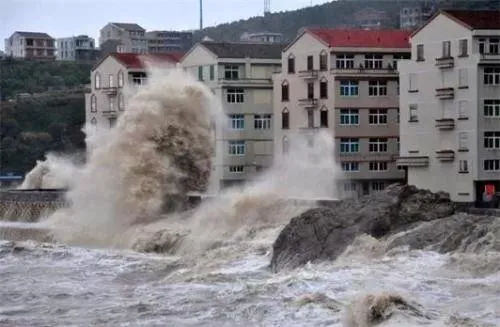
top-left (1, 0), bottom-right (332, 50)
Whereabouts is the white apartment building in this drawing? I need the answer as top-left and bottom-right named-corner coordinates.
top-left (85, 52), bottom-right (182, 130)
top-left (57, 35), bottom-right (98, 63)
top-left (99, 23), bottom-right (148, 54)
top-left (180, 41), bottom-right (284, 192)
top-left (4, 31), bottom-right (56, 60)
top-left (273, 28), bottom-right (412, 198)
top-left (398, 9), bottom-right (500, 206)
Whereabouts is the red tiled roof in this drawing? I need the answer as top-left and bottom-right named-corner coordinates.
top-left (442, 10), bottom-right (500, 30)
top-left (111, 52), bottom-right (185, 69)
top-left (307, 28), bottom-right (411, 49)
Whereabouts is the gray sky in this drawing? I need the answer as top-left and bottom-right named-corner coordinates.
top-left (1, 0), bottom-right (332, 50)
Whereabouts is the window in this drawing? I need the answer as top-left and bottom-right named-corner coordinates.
top-left (343, 182), bottom-right (357, 192)
top-left (336, 54), bottom-right (354, 69)
top-left (459, 160), bottom-right (469, 173)
top-left (307, 55), bottom-right (314, 71)
top-left (109, 99), bottom-right (114, 112)
top-left (90, 117), bottom-right (97, 125)
top-left (109, 117), bottom-right (117, 128)
top-left (369, 138), bottom-right (388, 153)
top-left (118, 71), bottom-right (124, 87)
top-left (416, 44), bottom-right (424, 61)
top-left (198, 66), bottom-right (204, 81)
top-left (228, 140), bottom-right (245, 155)
top-left (484, 159), bottom-right (500, 171)
top-left (340, 138), bottom-right (359, 153)
top-left (369, 161), bottom-right (388, 171)
top-left (484, 99), bottom-right (500, 117)
top-left (459, 132), bottom-right (468, 150)
top-left (90, 94), bottom-right (97, 112)
top-left (288, 55), bottom-right (295, 74)
top-left (281, 108), bottom-right (289, 129)
top-left (118, 94), bottom-right (124, 111)
top-left (341, 162), bottom-right (359, 172)
top-left (484, 68), bottom-right (500, 85)
top-left (458, 100), bottom-right (468, 119)
top-left (409, 73), bottom-right (418, 92)
top-left (254, 114), bottom-right (271, 129)
top-left (340, 109), bottom-right (359, 125)
top-left (319, 51), bottom-right (327, 71)
top-left (224, 65), bottom-right (239, 80)
top-left (479, 38), bottom-right (486, 54)
top-left (484, 131), bottom-right (500, 149)
top-left (409, 104), bottom-right (418, 122)
top-left (281, 81), bottom-right (289, 102)
top-left (489, 38), bottom-right (500, 54)
top-left (442, 41), bottom-right (451, 58)
top-left (371, 182), bottom-right (385, 191)
top-left (307, 82), bottom-right (314, 99)
top-left (368, 81), bottom-right (387, 96)
top-left (95, 72), bottom-right (101, 89)
top-left (226, 88), bottom-right (244, 103)
top-left (282, 136), bottom-right (289, 153)
top-left (458, 68), bottom-right (468, 88)
top-left (229, 166), bottom-right (244, 173)
top-left (109, 74), bottom-right (114, 87)
top-left (340, 81), bottom-right (358, 96)
top-left (396, 137), bottom-right (400, 152)
top-left (229, 114), bottom-right (244, 129)
top-left (307, 109), bottom-right (314, 128)
top-left (209, 65), bottom-right (215, 80)
top-left (369, 109), bottom-right (388, 124)
top-left (320, 79), bottom-right (328, 99)
top-left (320, 107), bottom-right (328, 127)
top-left (459, 39), bottom-right (468, 57)
top-left (364, 54), bottom-right (383, 69)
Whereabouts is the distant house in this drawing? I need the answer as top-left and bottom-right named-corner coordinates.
top-left (4, 31), bottom-right (56, 60)
top-left (353, 8), bottom-right (389, 30)
top-left (99, 22), bottom-right (147, 54)
top-left (57, 35), bottom-right (99, 64)
top-left (146, 30), bottom-right (193, 53)
top-left (240, 32), bottom-right (284, 44)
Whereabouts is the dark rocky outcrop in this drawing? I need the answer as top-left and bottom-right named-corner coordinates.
top-left (270, 184), bottom-right (499, 272)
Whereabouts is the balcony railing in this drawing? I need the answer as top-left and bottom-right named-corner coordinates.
top-left (395, 156), bottom-right (430, 167)
top-left (298, 98), bottom-right (318, 108)
top-left (435, 56), bottom-right (454, 69)
top-left (298, 70), bottom-right (319, 79)
top-left (102, 110), bottom-right (118, 117)
top-left (436, 87), bottom-right (454, 99)
top-left (479, 52), bottom-right (500, 63)
top-left (218, 78), bottom-right (272, 86)
top-left (330, 64), bottom-right (398, 77)
top-left (101, 87), bottom-right (118, 95)
top-left (435, 118), bottom-right (455, 130)
top-left (436, 150), bottom-right (455, 162)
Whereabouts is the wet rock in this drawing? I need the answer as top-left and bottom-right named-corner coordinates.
top-left (270, 184), bottom-right (456, 272)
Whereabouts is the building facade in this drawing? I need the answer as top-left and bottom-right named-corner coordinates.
top-left (398, 10), bottom-right (500, 205)
top-left (146, 31), bottom-right (193, 53)
top-left (180, 41), bottom-right (284, 192)
top-left (57, 35), bottom-right (99, 63)
top-left (400, 3), bottom-right (436, 30)
top-left (273, 28), bottom-right (411, 198)
top-left (4, 31), bottom-right (56, 60)
top-left (85, 52), bottom-right (182, 131)
top-left (99, 23), bottom-right (147, 54)
top-left (240, 32), bottom-right (284, 44)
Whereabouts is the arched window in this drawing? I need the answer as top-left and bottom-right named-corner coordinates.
top-left (320, 106), bottom-right (328, 128)
top-left (282, 136), bottom-right (290, 154)
top-left (320, 77), bottom-right (328, 99)
top-left (118, 94), bottom-right (124, 111)
top-left (287, 53), bottom-right (295, 74)
top-left (94, 72), bottom-right (101, 89)
top-left (90, 117), bottom-right (97, 125)
top-left (281, 80), bottom-right (289, 102)
top-left (281, 108), bottom-right (290, 129)
top-left (109, 74), bottom-right (115, 87)
top-left (319, 50), bottom-right (328, 71)
top-left (90, 94), bottom-right (97, 112)
top-left (118, 70), bottom-right (124, 87)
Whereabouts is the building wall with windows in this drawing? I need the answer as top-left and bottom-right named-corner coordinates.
top-left (398, 10), bottom-right (500, 204)
top-left (273, 28), bottom-right (410, 198)
top-left (4, 31), bottom-right (56, 60)
top-left (57, 35), bottom-right (99, 63)
top-left (99, 23), bottom-right (148, 54)
top-left (180, 41), bottom-right (284, 192)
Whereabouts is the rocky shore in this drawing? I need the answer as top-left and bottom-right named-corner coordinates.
top-left (271, 184), bottom-right (500, 272)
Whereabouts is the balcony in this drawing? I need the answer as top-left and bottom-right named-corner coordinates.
top-left (479, 52), bottom-right (500, 64)
top-left (396, 156), bottom-right (430, 167)
top-left (101, 87), bottom-right (118, 96)
top-left (330, 64), bottom-right (398, 78)
top-left (218, 78), bottom-right (272, 87)
top-left (102, 110), bottom-right (118, 118)
top-left (436, 150), bottom-right (455, 162)
top-left (435, 57), bottom-right (454, 69)
top-left (298, 98), bottom-right (318, 109)
top-left (435, 87), bottom-right (454, 99)
top-left (435, 118), bottom-right (455, 130)
top-left (298, 70), bottom-right (319, 79)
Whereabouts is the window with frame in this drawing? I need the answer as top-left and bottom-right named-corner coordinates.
top-left (484, 131), bottom-right (500, 149)
top-left (288, 55), bottom-right (295, 74)
top-left (340, 80), bottom-right (358, 96)
top-left (409, 104), bottom-right (418, 122)
top-left (489, 38), bottom-right (500, 54)
top-left (484, 68), bottom-right (500, 85)
top-left (109, 99), bottom-right (115, 112)
top-left (369, 161), bottom-right (388, 171)
top-left (95, 72), bottom-right (101, 89)
top-left (341, 162), bottom-right (359, 172)
top-left (396, 137), bottom-right (400, 152)
top-left (416, 44), bottom-right (424, 61)
top-left (229, 114), bottom-right (244, 129)
top-left (118, 71), bottom-right (124, 87)
top-left (479, 38), bottom-right (486, 54)
top-left (484, 99), bottom-right (500, 117)
top-left (90, 117), bottom-right (97, 125)
top-left (368, 109), bottom-right (388, 124)
top-left (226, 88), bottom-right (244, 103)
top-left (368, 81), bottom-right (387, 96)
top-left (484, 159), bottom-right (500, 171)
top-left (320, 79), bottom-right (328, 99)
top-left (109, 74), bottom-right (115, 87)
top-left (307, 55), bottom-right (314, 71)
top-left (340, 138), bottom-right (360, 153)
top-left (90, 94), bottom-right (97, 112)
top-left (459, 132), bottom-right (468, 150)
top-left (340, 109), bottom-right (359, 125)
top-left (319, 51), bottom-right (327, 71)
top-left (336, 54), bottom-right (354, 69)
top-left (281, 108), bottom-right (290, 129)
top-left (409, 73), bottom-right (418, 92)
top-left (281, 81), bottom-right (289, 102)
top-left (198, 66), bottom-right (204, 81)
top-left (458, 68), bottom-right (468, 88)
top-left (307, 109), bottom-right (314, 128)
top-left (459, 39), bottom-right (468, 57)
top-left (118, 94), bottom-right (124, 111)
top-left (371, 182), bottom-right (385, 191)
top-left (458, 100), bottom-right (468, 119)
top-left (224, 65), bottom-right (239, 80)
top-left (229, 166), bottom-right (244, 173)
top-left (320, 107), bottom-right (328, 127)
top-left (369, 138), bottom-right (388, 153)
top-left (442, 41), bottom-right (451, 58)
top-left (459, 160), bottom-right (469, 173)
top-left (209, 65), bottom-right (215, 80)
top-left (228, 140), bottom-right (246, 155)
top-left (364, 54), bottom-right (383, 69)
top-left (254, 114), bottom-right (271, 129)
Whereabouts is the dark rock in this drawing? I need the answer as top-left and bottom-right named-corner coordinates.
top-left (270, 184), bottom-right (456, 272)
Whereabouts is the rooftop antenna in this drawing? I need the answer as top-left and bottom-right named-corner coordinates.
top-left (264, 0), bottom-right (270, 16)
top-left (199, 0), bottom-right (203, 30)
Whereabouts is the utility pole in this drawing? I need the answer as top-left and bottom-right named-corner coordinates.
top-left (199, 0), bottom-right (203, 30)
